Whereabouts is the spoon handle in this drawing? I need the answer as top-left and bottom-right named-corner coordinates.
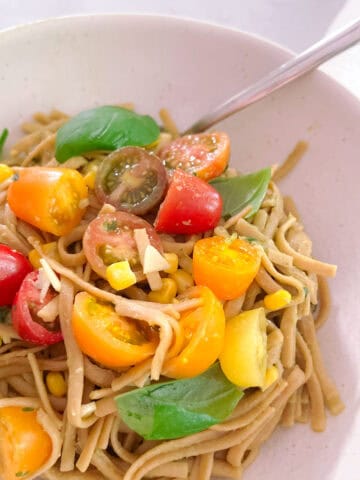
top-left (185, 18), bottom-right (360, 134)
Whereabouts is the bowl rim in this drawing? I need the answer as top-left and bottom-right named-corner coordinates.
top-left (0, 12), bottom-right (359, 112)
top-left (1, 12), bottom-right (360, 480)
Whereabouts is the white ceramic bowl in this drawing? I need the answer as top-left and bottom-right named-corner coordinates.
top-left (1, 14), bottom-right (359, 480)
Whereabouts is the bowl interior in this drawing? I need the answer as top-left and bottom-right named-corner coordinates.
top-left (1, 14), bottom-right (360, 480)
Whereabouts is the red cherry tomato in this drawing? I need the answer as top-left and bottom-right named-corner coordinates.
top-left (159, 132), bottom-right (230, 181)
top-left (83, 211), bottom-right (163, 280)
top-left (154, 170), bottom-right (222, 234)
top-left (0, 244), bottom-right (32, 306)
top-left (12, 270), bottom-right (63, 345)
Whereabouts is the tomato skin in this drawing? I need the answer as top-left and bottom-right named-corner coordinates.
top-left (7, 167), bottom-right (88, 236)
top-left (72, 292), bottom-right (158, 368)
top-left (163, 286), bottom-right (225, 379)
top-left (0, 244), bottom-right (32, 306)
top-left (193, 236), bottom-right (261, 300)
top-left (83, 211), bottom-right (162, 280)
top-left (154, 170), bottom-right (222, 234)
top-left (0, 406), bottom-right (52, 480)
top-left (159, 132), bottom-right (230, 181)
top-left (219, 308), bottom-right (267, 388)
top-left (12, 271), bottom-right (63, 345)
top-left (95, 147), bottom-right (168, 215)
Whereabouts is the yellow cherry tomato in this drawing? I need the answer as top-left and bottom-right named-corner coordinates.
top-left (193, 236), bottom-right (261, 300)
top-left (7, 167), bottom-right (88, 236)
top-left (163, 286), bottom-right (225, 379)
top-left (72, 292), bottom-right (158, 368)
top-left (219, 308), bottom-right (267, 388)
top-left (0, 406), bottom-right (52, 480)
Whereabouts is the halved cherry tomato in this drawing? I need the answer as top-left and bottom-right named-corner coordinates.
top-left (83, 211), bottom-right (162, 280)
top-left (72, 291), bottom-right (158, 367)
top-left (193, 236), bottom-right (261, 300)
top-left (163, 286), bottom-right (225, 379)
top-left (0, 244), bottom-right (32, 306)
top-left (0, 406), bottom-right (52, 480)
top-left (7, 167), bottom-right (88, 236)
top-left (159, 132), bottom-right (230, 181)
top-left (12, 270), bottom-right (63, 345)
top-left (95, 147), bottom-right (167, 215)
top-left (154, 170), bottom-right (222, 234)
top-left (220, 308), bottom-right (267, 388)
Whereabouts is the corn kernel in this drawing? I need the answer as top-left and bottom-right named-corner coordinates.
top-left (262, 365), bottom-right (279, 390)
top-left (163, 253), bottom-right (179, 274)
top-left (28, 242), bottom-right (60, 269)
top-left (46, 372), bottom-right (67, 397)
top-left (0, 164), bottom-right (14, 183)
top-left (82, 159), bottom-right (100, 174)
top-left (106, 261), bottom-right (137, 290)
top-left (83, 170), bottom-right (97, 189)
top-left (148, 278), bottom-right (177, 304)
top-left (170, 269), bottom-right (194, 294)
top-left (264, 289), bottom-right (291, 311)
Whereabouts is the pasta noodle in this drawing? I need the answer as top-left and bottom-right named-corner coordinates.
top-left (272, 141), bottom-right (308, 183)
top-left (0, 109), bottom-right (344, 480)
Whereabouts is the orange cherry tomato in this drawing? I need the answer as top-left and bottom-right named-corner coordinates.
top-left (193, 236), bottom-right (261, 300)
top-left (0, 406), bottom-right (52, 480)
top-left (72, 292), bottom-right (158, 368)
top-left (7, 167), bottom-right (88, 236)
top-left (163, 286), bottom-right (225, 379)
top-left (159, 132), bottom-right (230, 181)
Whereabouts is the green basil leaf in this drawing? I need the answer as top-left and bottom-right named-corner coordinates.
top-left (0, 128), bottom-right (9, 157)
top-left (210, 167), bottom-right (271, 219)
top-left (115, 363), bottom-right (243, 440)
top-left (55, 106), bottom-right (160, 163)
top-left (0, 306), bottom-right (11, 323)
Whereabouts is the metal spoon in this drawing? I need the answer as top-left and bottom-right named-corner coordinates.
top-left (185, 18), bottom-right (360, 134)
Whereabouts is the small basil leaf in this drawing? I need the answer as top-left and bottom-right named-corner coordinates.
top-left (210, 167), bottom-right (271, 219)
top-left (115, 363), bottom-right (243, 440)
top-left (55, 106), bottom-right (160, 163)
top-left (0, 128), bottom-right (9, 157)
